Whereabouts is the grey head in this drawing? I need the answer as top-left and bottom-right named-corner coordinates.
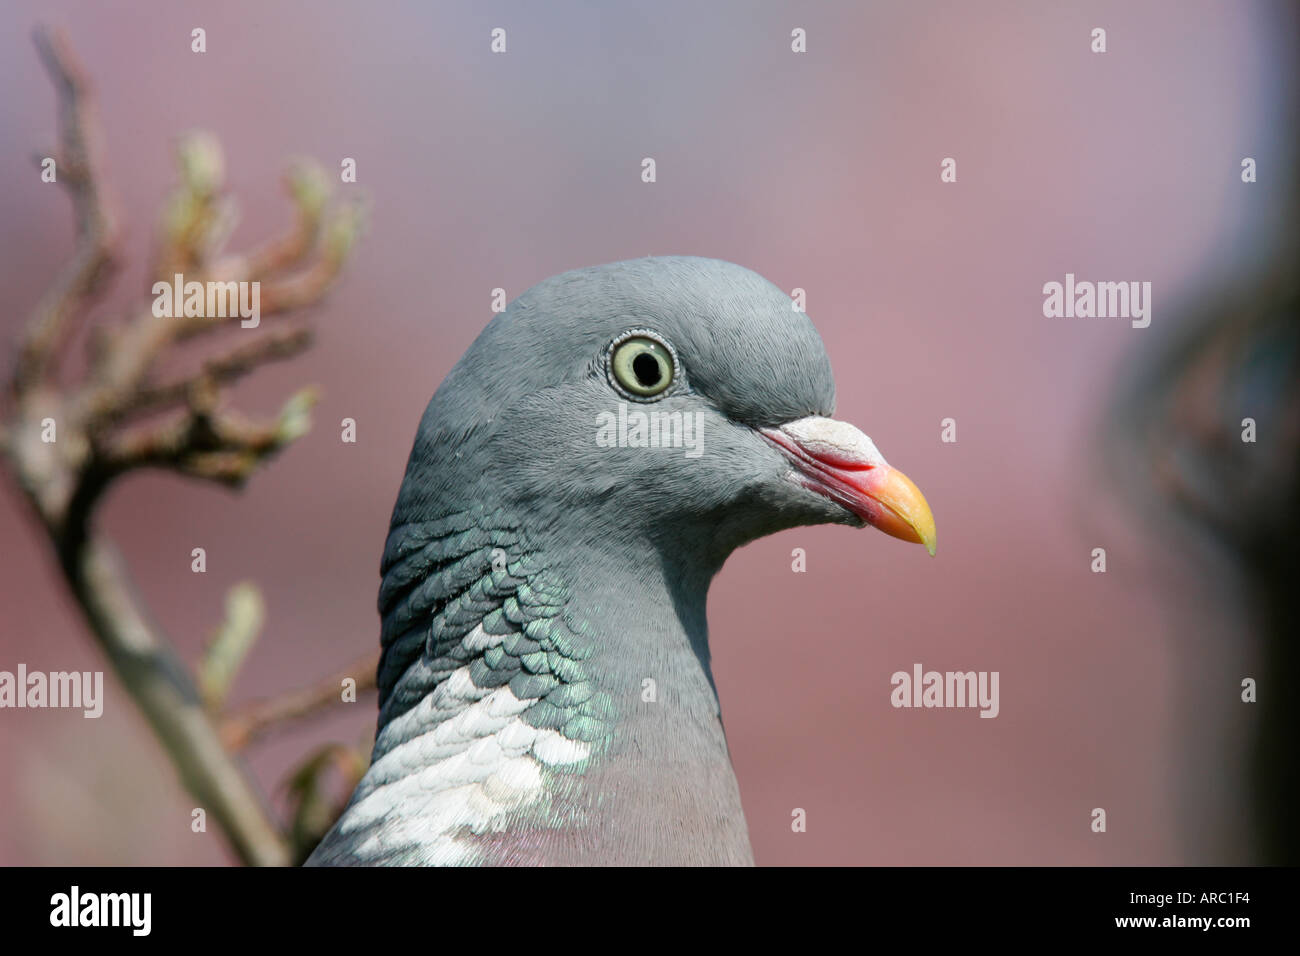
top-left (307, 256), bottom-right (935, 866)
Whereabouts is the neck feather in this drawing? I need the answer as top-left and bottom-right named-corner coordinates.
top-left (308, 511), bottom-right (752, 866)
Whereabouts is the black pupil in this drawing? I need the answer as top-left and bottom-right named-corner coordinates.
top-left (632, 351), bottom-right (663, 388)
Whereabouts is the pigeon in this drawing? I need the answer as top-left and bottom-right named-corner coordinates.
top-left (306, 256), bottom-right (935, 866)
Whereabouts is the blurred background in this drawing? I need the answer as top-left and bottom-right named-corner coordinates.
top-left (0, 0), bottom-right (1295, 865)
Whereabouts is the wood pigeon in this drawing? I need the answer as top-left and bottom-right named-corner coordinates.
top-left (306, 256), bottom-right (935, 866)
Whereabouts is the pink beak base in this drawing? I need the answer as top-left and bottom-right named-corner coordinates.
top-left (760, 419), bottom-right (937, 556)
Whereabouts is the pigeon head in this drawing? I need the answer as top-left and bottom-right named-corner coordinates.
top-left (394, 256), bottom-right (935, 573)
top-left (312, 256), bottom-right (935, 866)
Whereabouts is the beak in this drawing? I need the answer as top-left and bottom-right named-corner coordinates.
top-left (760, 416), bottom-right (937, 556)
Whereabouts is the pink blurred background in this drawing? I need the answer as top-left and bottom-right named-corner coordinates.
top-left (0, 0), bottom-right (1292, 864)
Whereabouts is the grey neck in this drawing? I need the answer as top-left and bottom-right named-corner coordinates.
top-left (310, 520), bottom-right (754, 866)
top-left (525, 535), bottom-right (753, 865)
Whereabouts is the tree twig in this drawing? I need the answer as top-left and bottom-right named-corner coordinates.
top-left (105, 325), bottom-right (314, 425)
top-left (220, 652), bottom-right (379, 752)
top-left (12, 27), bottom-right (119, 398)
top-left (63, 537), bottom-right (291, 867)
top-left (2, 28), bottom-right (367, 866)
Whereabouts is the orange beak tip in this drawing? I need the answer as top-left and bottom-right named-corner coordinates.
top-left (871, 466), bottom-right (937, 558)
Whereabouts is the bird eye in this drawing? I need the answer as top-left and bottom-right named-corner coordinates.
top-left (609, 334), bottom-right (675, 398)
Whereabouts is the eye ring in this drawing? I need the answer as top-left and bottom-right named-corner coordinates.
top-left (606, 329), bottom-right (679, 400)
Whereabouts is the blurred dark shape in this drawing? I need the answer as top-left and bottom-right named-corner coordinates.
top-left (1109, 8), bottom-right (1299, 866)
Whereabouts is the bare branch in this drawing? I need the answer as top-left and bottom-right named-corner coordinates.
top-left (152, 131), bottom-right (233, 282)
top-left (199, 582), bottom-right (266, 710)
top-left (241, 162), bottom-right (331, 280)
top-left (221, 652), bottom-right (379, 752)
top-left (63, 537), bottom-right (292, 866)
top-left (105, 325), bottom-right (313, 425)
top-left (13, 27), bottom-right (119, 398)
top-left (1, 30), bottom-right (366, 866)
top-left (103, 385), bottom-right (318, 486)
top-left (208, 193), bottom-right (365, 325)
